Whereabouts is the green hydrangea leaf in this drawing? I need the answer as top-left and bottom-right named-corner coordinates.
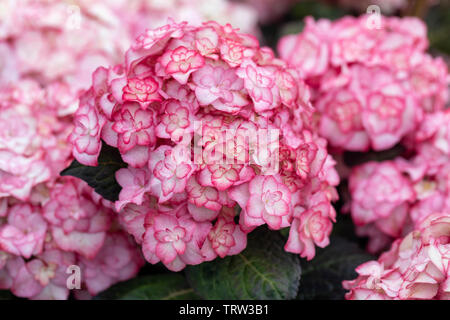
top-left (186, 227), bottom-right (301, 300)
top-left (95, 274), bottom-right (200, 300)
top-left (61, 143), bottom-right (126, 202)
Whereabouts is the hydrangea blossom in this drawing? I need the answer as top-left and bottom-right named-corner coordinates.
top-left (343, 212), bottom-right (450, 300)
top-left (70, 21), bottom-right (339, 271)
top-left (0, 81), bottom-right (72, 200)
top-left (0, 0), bottom-right (130, 91)
top-left (278, 15), bottom-right (449, 152)
top-left (0, 79), bottom-right (143, 299)
top-left (348, 110), bottom-right (450, 253)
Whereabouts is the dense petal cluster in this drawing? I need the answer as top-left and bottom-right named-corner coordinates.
top-left (70, 21), bottom-right (339, 271)
top-left (0, 81), bottom-right (143, 299)
top-left (278, 15), bottom-right (449, 152)
top-left (0, 80), bottom-right (73, 200)
top-left (343, 213), bottom-right (450, 300)
top-left (348, 110), bottom-right (450, 253)
top-left (0, 0), bottom-right (130, 91)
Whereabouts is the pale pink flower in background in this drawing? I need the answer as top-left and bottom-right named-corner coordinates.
top-left (347, 161), bottom-right (415, 253)
top-left (0, 0), bottom-right (130, 91)
top-left (344, 213), bottom-right (450, 300)
top-left (347, 109), bottom-right (450, 253)
top-left (42, 178), bottom-right (112, 259)
top-left (349, 161), bottom-right (415, 227)
top-left (12, 249), bottom-right (76, 300)
top-left (0, 204), bottom-right (47, 259)
top-left (117, 0), bottom-right (259, 41)
top-left (278, 15), bottom-right (448, 152)
top-left (0, 49), bottom-right (142, 300)
top-left (278, 17), bottom-right (330, 78)
top-left (78, 232), bottom-right (144, 296)
top-left (316, 88), bottom-right (368, 151)
top-left (0, 253), bottom-right (24, 290)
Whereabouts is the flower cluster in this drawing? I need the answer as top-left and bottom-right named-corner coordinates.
top-left (278, 15), bottom-right (449, 152)
top-left (0, 0), bottom-right (130, 91)
top-left (343, 212), bottom-right (450, 300)
top-left (70, 21), bottom-right (339, 271)
top-left (0, 81), bottom-right (144, 299)
top-left (347, 110), bottom-right (450, 253)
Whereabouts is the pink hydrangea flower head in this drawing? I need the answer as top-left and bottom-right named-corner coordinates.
top-left (71, 20), bottom-right (339, 271)
top-left (344, 212), bottom-right (450, 300)
top-left (348, 112), bottom-right (450, 253)
top-left (278, 15), bottom-right (448, 152)
top-left (0, 0), bottom-right (131, 94)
